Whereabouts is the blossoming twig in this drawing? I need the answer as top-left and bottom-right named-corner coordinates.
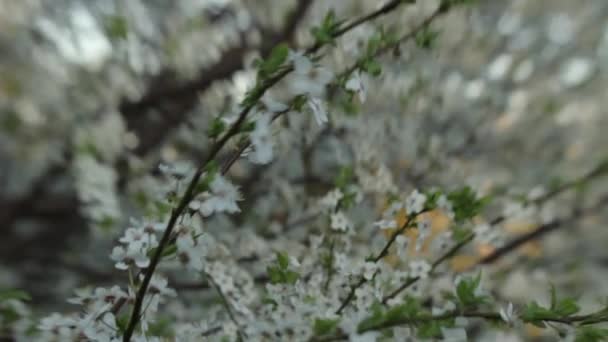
top-left (335, 214), bottom-right (418, 314)
top-left (382, 233), bottom-right (475, 304)
top-left (208, 275), bottom-right (245, 341)
top-left (478, 193), bottom-right (608, 266)
top-left (121, 1), bottom-right (421, 340)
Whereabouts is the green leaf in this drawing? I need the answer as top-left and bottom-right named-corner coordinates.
top-left (310, 10), bottom-right (342, 46)
top-left (116, 313), bottom-right (130, 333)
top-left (521, 301), bottom-right (558, 325)
top-left (104, 15), bottom-right (128, 40)
top-left (546, 285), bottom-right (580, 317)
top-left (357, 302), bottom-right (386, 332)
top-left (207, 117), bottom-right (226, 139)
top-left (195, 161), bottom-right (219, 194)
top-left (292, 95), bottom-right (308, 111)
top-left (447, 187), bottom-right (490, 222)
top-left (147, 316), bottom-right (173, 337)
top-left (452, 226), bottom-right (472, 243)
top-left (575, 327), bottom-right (608, 342)
top-left (362, 59), bottom-right (382, 77)
top-left (358, 298), bottom-right (422, 333)
top-left (313, 318), bottom-right (340, 336)
top-left (311, 27), bottom-right (334, 46)
top-left (147, 242), bottom-right (177, 260)
top-left (554, 297), bottom-right (580, 317)
top-left (414, 26), bottom-right (440, 50)
top-left (455, 273), bottom-right (487, 308)
top-left (1, 111), bottom-right (21, 132)
top-left (241, 83), bottom-right (265, 107)
top-left (334, 166), bottom-right (354, 190)
top-left (267, 252), bottom-right (300, 285)
top-left (0, 289), bottom-right (31, 302)
top-left (423, 190), bottom-right (443, 210)
top-left (258, 43), bottom-right (289, 78)
top-left (277, 251), bottom-right (289, 269)
top-left (240, 119), bottom-right (256, 133)
top-left (417, 321), bottom-right (444, 338)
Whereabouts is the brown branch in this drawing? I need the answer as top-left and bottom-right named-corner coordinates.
top-left (478, 193), bottom-right (608, 266)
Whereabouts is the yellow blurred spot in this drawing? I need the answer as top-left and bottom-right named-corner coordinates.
top-left (450, 255), bottom-right (479, 272)
top-left (380, 205), bottom-right (453, 263)
top-left (477, 243), bottom-right (495, 258)
top-left (525, 323), bottom-right (546, 338)
top-left (519, 241), bottom-right (542, 258)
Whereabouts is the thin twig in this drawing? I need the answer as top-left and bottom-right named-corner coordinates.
top-left (334, 215), bottom-right (417, 314)
top-left (208, 275), bottom-right (245, 341)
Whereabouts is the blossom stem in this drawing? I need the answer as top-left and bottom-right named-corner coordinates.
top-left (208, 275), bottom-right (246, 341)
top-left (382, 233), bottom-right (475, 304)
top-left (335, 215), bottom-right (416, 314)
top-left (312, 308), bottom-right (608, 341)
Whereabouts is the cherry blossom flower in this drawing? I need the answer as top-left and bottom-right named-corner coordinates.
top-left (320, 188), bottom-right (344, 209)
top-left (119, 226), bottom-right (158, 251)
top-left (499, 302), bottom-right (516, 325)
top-left (437, 194), bottom-right (455, 219)
top-left (288, 51), bottom-right (333, 98)
top-left (405, 189), bottom-right (427, 215)
top-left (409, 260), bottom-right (431, 279)
top-left (331, 211), bottom-right (352, 232)
top-left (373, 219), bottom-right (397, 230)
top-left (473, 223), bottom-right (502, 246)
top-left (307, 97), bottom-right (328, 126)
top-left (249, 112), bottom-right (274, 164)
top-left (38, 313), bottom-right (77, 339)
top-left (345, 71), bottom-right (367, 103)
top-left (362, 261), bottom-right (378, 280)
top-left (191, 175), bottom-right (242, 216)
top-left (395, 235), bottom-right (409, 257)
top-left (176, 234), bottom-right (206, 271)
top-left (110, 245), bottom-right (150, 270)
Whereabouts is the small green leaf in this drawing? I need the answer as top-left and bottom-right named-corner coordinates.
top-left (116, 313), bottom-right (130, 333)
top-left (521, 301), bottom-right (558, 324)
top-left (313, 318), bottom-right (340, 336)
top-left (417, 321), bottom-right (443, 338)
top-left (554, 298), bottom-right (580, 317)
top-left (575, 327), bottom-right (608, 342)
top-left (310, 9), bottom-right (342, 46)
top-left (258, 43), bottom-right (289, 78)
top-left (292, 95), bottom-right (308, 111)
top-left (452, 226), bottom-right (472, 243)
top-left (455, 273), bottom-right (487, 308)
top-left (414, 26), bottom-right (440, 50)
top-left (267, 252), bottom-right (299, 285)
top-left (0, 289), bottom-right (31, 302)
top-left (104, 15), bottom-right (128, 40)
top-left (147, 316), bottom-right (173, 337)
top-left (207, 117), bottom-right (226, 139)
top-left (277, 252), bottom-right (289, 269)
top-left (362, 59), bottom-right (382, 77)
top-left (334, 166), bottom-right (354, 190)
top-left (448, 186), bottom-right (490, 222)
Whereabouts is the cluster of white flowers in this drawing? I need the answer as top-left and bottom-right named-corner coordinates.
top-left (9, 1), bottom-right (608, 341)
top-left (111, 219), bottom-right (162, 270)
top-left (190, 174), bottom-right (242, 216)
